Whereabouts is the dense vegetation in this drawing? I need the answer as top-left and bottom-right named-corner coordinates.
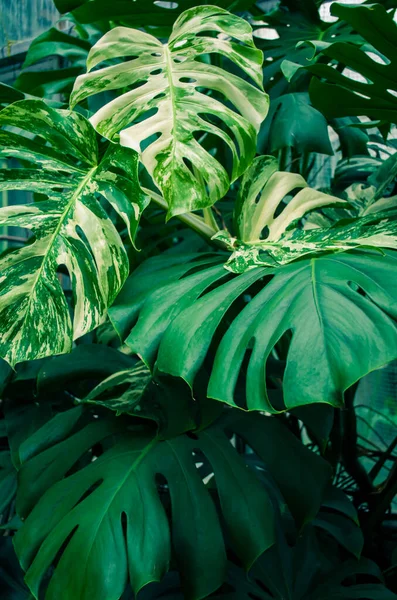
top-left (1, 0), bottom-right (397, 598)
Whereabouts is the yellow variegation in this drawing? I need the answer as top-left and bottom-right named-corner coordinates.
top-left (0, 99), bottom-right (148, 367)
top-left (70, 5), bottom-right (269, 218)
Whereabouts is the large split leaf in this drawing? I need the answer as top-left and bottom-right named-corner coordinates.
top-left (0, 99), bottom-right (147, 367)
top-left (71, 5), bottom-right (268, 217)
top-left (13, 409), bottom-right (330, 600)
top-left (110, 247), bottom-right (397, 411)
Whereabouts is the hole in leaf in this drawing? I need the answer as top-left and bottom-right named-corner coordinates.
top-left (71, 476), bottom-right (104, 506)
top-left (182, 156), bottom-right (195, 175)
top-left (348, 281), bottom-right (368, 298)
top-left (253, 27), bottom-right (280, 40)
top-left (342, 67), bottom-right (372, 85)
top-left (353, 91), bottom-right (371, 100)
top-left (179, 77), bottom-right (197, 84)
top-left (121, 511), bottom-right (128, 537)
top-left (366, 51), bottom-right (390, 65)
top-left (154, 0), bottom-right (178, 8)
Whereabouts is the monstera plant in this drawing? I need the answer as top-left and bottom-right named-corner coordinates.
top-left (1, 2), bottom-right (397, 599)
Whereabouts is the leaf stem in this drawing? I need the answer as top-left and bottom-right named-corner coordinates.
top-left (143, 187), bottom-right (228, 249)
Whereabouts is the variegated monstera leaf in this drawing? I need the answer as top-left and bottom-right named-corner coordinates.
top-left (70, 5), bottom-right (268, 217)
top-left (0, 99), bottom-right (147, 367)
top-left (216, 155), bottom-right (397, 273)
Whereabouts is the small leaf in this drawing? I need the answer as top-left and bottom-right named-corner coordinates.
top-left (234, 155), bottom-right (347, 243)
top-left (258, 93), bottom-right (333, 156)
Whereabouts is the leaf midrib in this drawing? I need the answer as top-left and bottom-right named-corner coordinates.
top-left (11, 167), bottom-right (98, 358)
top-left (67, 436), bottom-right (158, 594)
top-left (163, 43), bottom-right (178, 204)
top-left (310, 258), bottom-right (330, 368)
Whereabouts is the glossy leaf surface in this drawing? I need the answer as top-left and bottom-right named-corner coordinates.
top-left (71, 6), bottom-right (268, 216)
top-left (0, 99), bottom-right (147, 367)
top-left (12, 410), bottom-right (330, 600)
top-left (111, 249), bottom-right (397, 411)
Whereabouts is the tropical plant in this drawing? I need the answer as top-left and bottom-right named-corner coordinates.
top-left (1, 1), bottom-right (397, 599)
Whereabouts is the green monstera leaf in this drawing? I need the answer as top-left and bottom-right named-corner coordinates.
top-left (110, 244), bottom-right (397, 412)
top-left (286, 3), bottom-right (397, 124)
top-left (15, 27), bottom-right (91, 99)
top-left (70, 5), bottom-right (269, 217)
top-left (258, 92), bottom-right (333, 157)
top-left (0, 99), bottom-right (148, 367)
top-left (12, 407), bottom-right (330, 600)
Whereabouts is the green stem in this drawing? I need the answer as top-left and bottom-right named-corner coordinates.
top-left (203, 207), bottom-right (220, 232)
top-left (341, 383), bottom-right (375, 504)
top-left (365, 458), bottom-right (397, 534)
top-left (278, 147), bottom-right (290, 172)
top-left (143, 187), bottom-right (228, 249)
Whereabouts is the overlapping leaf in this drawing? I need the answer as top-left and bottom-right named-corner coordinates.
top-left (15, 27), bottom-right (91, 99)
top-left (212, 155), bottom-right (397, 272)
top-left (110, 244), bottom-right (397, 411)
top-left (0, 99), bottom-right (148, 367)
top-left (12, 408), bottom-right (330, 600)
top-left (233, 155), bottom-right (347, 243)
top-left (220, 211), bottom-right (397, 273)
top-left (71, 5), bottom-right (269, 217)
top-left (252, 2), bottom-right (361, 95)
top-left (55, 0), bottom-right (259, 26)
top-left (258, 92), bottom-right (333, 156)
top-left (287, 4), bottom-right (397, 124)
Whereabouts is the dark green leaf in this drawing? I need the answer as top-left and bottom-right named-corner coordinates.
top-left (306, 4), bottom-right (397, 124)
top-left (258, 93), bottom-right (333, 156)
top-left (37, 344), bottom-right (138, 395)
top-left (14, 411), bottom-right (284, 600)
top-left (112, 249), bottom-right (397, 412)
